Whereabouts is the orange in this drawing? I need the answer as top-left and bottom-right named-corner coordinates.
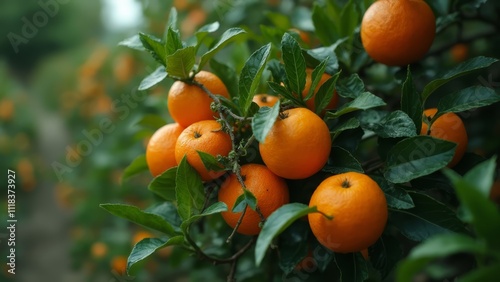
top-left (132, 230), bottom-right (154, 245)
top-left (450, 43), bottom-right (469, 63)
top-left (146, 123), bottom-right (184, 177)
top-left (113, 53), bottom-right (135, 84)
top-left (420, 108), bottom-right (468, 168)
top-left (289, 28), bottom-right (311, 46)
top-left (301, 68), bottom-right (339, 114)
top-left (218, 164), bottom-right (289, 235)
top-left (252, 94), bottom-right (279, 108)
top-left (490, 181), bottom-right (500, 204)
top-left (168, 71), bottom-right (229, 127)
top-left (110, 256), bottom-right (127, 275)
top-left (361, 0), bottom-right (436, 66)
top-left (0, 99), bottom-right (14, 121)
top-left (308, 172), bottom-right (388, 253)
top-left (175, 120), bottom-right (232, 181)
top-left (91, 242), bottom-right (108, 258)
top-left (259, 107), bottom-right (331, 179)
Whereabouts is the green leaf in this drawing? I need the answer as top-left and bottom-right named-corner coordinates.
top-left (372, 176), bottom-right (415, 210)
top-left (331, 117), bottom-right (360, 135)
top-left (100, 204), bottom-right (177, 236)
top-left (326, 92), bottom-right (386, 119)
top-left (175, 156), bottom-right (205, 221)
top-left (118, 34), bottom-right (146, 51)
top-left (165, 27), bottom-right (183, 56)
top-left (322, 146), bottom-right (364, 174)
top-left (305, 58), bottom-right (328, 101)
top-left (389, 192), bottom-right (468, 241)
top-left (401, 66), bottom-right (422, 133)
top-left (314, 71), bottom-right (340, 114)
top-left (437, 86), bottom-right (500, 114)
top-left (252, 100), bottom-right (280, 142)
top-left (396, 233), bottom-right (488, 282)
top-left (458, 262), bottom-right (500, 282)
top-left (370, 235), bottom-right (403, 279)
top-left (209, 59), bottom-right (238, 98)
top-left (180, 202), bottom-right (228, 232)
top-left (197, 151), bottom-right (225, 172)
top-left (421, 56), bottom-right (498, 101)
top-left (231, 194), bottom-right (246, 213)
top-left (238, 43), bottom-right (272, 115)
top-left (281, 33), bottom-right (306, 96)
top-left (463, 156), bottom-right (497, 196)
top-left (195, 21), bottom-right (219, 47)
top-left (277, 221), bottom-right (310, 275)
top-left (127, 236), bottom-right (183, 274)
top-left (305, 45), bottom-right (340, 74)
top-left (122, 155), bottom-right (148, 181)
top-left (268, 81), bottom-right (303, 106)
top-left (166, 7), bottom-right (178, 29)
top-left (360, 110), bottom-right (417, 138)
top-left (338, 0), bottom-right (359, 40)
top-left (135, 115), bottom-right (166, 130)
top-left (138, 66), bottom-right (168, 91)
top-left (199, 27), bottom-right (246, 70)
top-left (255, 203), bottom-right (317, 266)
top-left (332, 252), bottom-right (370, 282)
top-left (231, 189), bottom-right (258, 213)
top-left (384, 136), bottom-right (456, 183)
top-left (148, 167), bottom-right (177, 202)
top-left (165, 46), bottom-right (196, 79)
top-left (311, 2), bottom-right (337, 45)
top-left (145, 202), bottom-right (182, 231)
top-left (443, 169), bottom-right (500, 250)
top-left (336, 73), bottom-right (365, 99)
top-left (139, 32), bottom-right (167, 65)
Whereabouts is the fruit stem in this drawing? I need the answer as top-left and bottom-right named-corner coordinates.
top-left (226, 204), bottom-right (248, 244)
top-left (341, 179), bottom-right (351, 188)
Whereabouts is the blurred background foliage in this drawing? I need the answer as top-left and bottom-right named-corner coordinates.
top-left (0, 0), bottom-right (499, 281)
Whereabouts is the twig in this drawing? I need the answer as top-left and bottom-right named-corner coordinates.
top-left (227, 258), bottom-right (238, 282)
top-left (226, 204), bottom-right (248, 243)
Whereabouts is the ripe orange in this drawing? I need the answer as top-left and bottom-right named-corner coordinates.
top-left (361, 0), bottom-right (436, 66)
top-left (91, 242), bottom-right (108, 259)
top-left (253, 94), bottom-right (279, 108)
top-left (259, 107), bottom-right (331, 179)
top-left (218, 164), bottom-right (289, 235)
top-left (302, 68), bottom-right (339, 114)
top-left (175, 120), bottom-right (232, 181)
top-left (132, 230), bottom-right (154, 245)
top-left (490, 181), bottom-right (500, 204)
top-left (146, 123), bottom-right (184, 177)
top-left (450, 43), bottom-right (469, 63)
top-left (110, 256), bottom-right (128, 275)
top-left (0, 99), bottom-right (14, 121)
top-left (168, 71), bottom-right (229, 128)
top-left (289, 28), bottom-right (311, 46)
top-left (420, 108), bottom-right (468, 168)
top-left (308, 172), bottom-right (388, 253)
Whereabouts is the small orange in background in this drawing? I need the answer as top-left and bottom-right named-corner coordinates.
top-left (289, 28), bottom-right (311, 46)
top-left (0, 99), bottom-right (14, 121)
top-left (146, 123), bottom-right (184, 177)
top-left (168, 71), bottom-right (229, 128)
top-left (218, 164), bottom-right (289, 235)
top-left (91, 242), bottom-right (108, 259)
top-left (302, 68), bottom-right (339, 114)
top-left (490, 181), bottom-right (500, 204)
top-left (308, 172), bottom-right (388, 253)
top-left (420, 108), bottom-right (468, 168)
top-left (450, 43), bottom-right (469, 63)
top-left (259, 107), bottom-right (331, 179)
top-left (132, 230), bottom-right (154, 246)
top-left (361, 0), bottom-right (436, 66)
top-left (175, 120), bottom-right (232, 181)
top-left (110, 256), bottom-right (128, 275)
top-left (252, 94), bottom-right (279, 108)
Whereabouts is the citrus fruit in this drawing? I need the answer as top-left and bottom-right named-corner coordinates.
top-left (301, 68), bottom-right (339, 114)
top-left (110, 256), bottom-right (127, 275)
top-left (175, 120), bottom-right (232, 181)
top-left (132, 230), bottom-right (154, 245)
top-left (91, 242), bottom-right (108, 259)
top-left (490, 181), bottom-right (500, 204)
top-left (253, 94), bottom-right (279, 108)
top-left (450, 43), bottom-right (469, 63)
top-left (146, 123), bottom-right (184, 177)
top-left (259, 107), bottom-right (331, 179)
top-left (218, 164), bottom-right (289, 235)
top-left (168, 71), bottom-right (229, 127)
top-left (308, 172), bottom-right (388, 253)
top-left (289, 28), bottom-right (311, 46)
top-left (361, 0), bottom-right (436, 66)
top-left (421, 108), bottom-right (468, 168)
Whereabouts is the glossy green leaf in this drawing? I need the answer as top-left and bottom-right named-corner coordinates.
top-left (175, 156), bottom-right (205, 221)
top-left (384, 136), bottom-right (456, 183)
top-left (138, 66), bottom-right (168, 91)
top-left (305, 58), bottom-right (328, 101)
top-left (165, 27), bottom-right (183, 56)
top-left (336, 73), bottom-right (365, 99)
top-left (332, 252), bottom-right (369, 282)
top-left (252, 100), bottom-right (280, 142)
top-left (389, 192), bottom-right (467, 241)
top-left (180, 202), bottom-right (228, 232)
top-left (127, 236), bottom-right (183, 274)
top-left (268, 81), bottom-right (303, 106)
top-left (195, 21), bottom-right (220, 46)
top-left (331, 117), bottom-right (360, 135)
top-left (304, 45), bottom-right (340, 74)
top-left (360, 110), bottom-right (417, 138)
top-left (145, 202), bottom-right (182, 231)
top-left (238, 43), bottom-right (272, 115)
top-left (148, 166), bottom-right (177, 202)
top-left (421, 56), bottom-right (498, 101)
top-left (139, 32), bottom-right (167, 65)
top-left (100, 204), bottom-right (177, 236)
top-left (281, 33), bottom-right (306, 96)
top-left (314, 71), bottom-right (340, 114)
top-left (122, 154), bottom-right (148, 181)
top-left (322, 146), bottom-right (364, 174)
top-left (463, 157), bottom-right (497, 196)
top-left (370, 235), bottom-right (403, 279)
top-left (326, 92), bottom-right (386, 119)
top-left (255, 203), bottom-right (317, 266)
top-left (278, 221), bottom-right (310, 275)
top-left (401, 66), bottom-right (422, 133)
top-left (199, 27), bottom-right (246, 70)
top-left (197, 151), bottom-right (225, 172)
top-left (209, 59), bottom-right (238, 98)
top-left (311, 3), bottom-right (337, 45)
top-left (437, 86), bottom-right (500, 114)
top-left (373, 176), bottom-right (415, 210)
top-left (118, 34), bottom-right (146, 51)
top-left (165, 46), bottom-right (196, 79)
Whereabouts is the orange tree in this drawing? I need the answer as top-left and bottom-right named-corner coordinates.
top-left (102, 1), bottom-right (500, 281)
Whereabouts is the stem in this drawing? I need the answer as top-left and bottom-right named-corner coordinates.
top-left (226, 204), bottom-right (248, 243)
top-left (227, 259), bottom-right (238, 282)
